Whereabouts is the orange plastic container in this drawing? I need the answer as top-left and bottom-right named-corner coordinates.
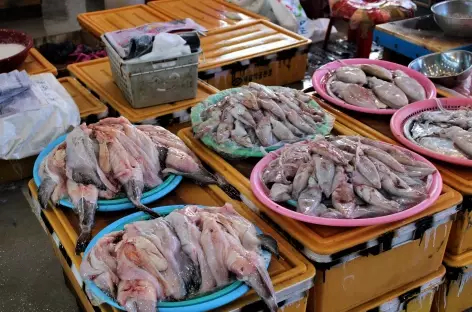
top-left (67, 58), bottom-right (219, 124)
top-left (177, 123), bottom-right (462, 312)
top-left (353, 266), bottom-right (445, 312)
top-left (315, 96), bottom-right (472, 256)
top-left (0, 76), bottom-right (106, 184)
top-left (198, 20), bottom-right (311, 90)
top-left (77, 4), bottom-right (171, 38)
top-left (19, 48), bottom-right (57, 75)
top-left (58, 77), bottom-right (108, 121)
top-left (148, 0), bottom-right (264, 33)
top-left (27, 179), bottom-right (315, 312)
top-left (433, 251), bottom-right (472, 312)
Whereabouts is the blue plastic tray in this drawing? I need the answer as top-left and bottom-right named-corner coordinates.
top-left (84, 205), bottom-right (271, 312)
top-left (33, 134), bottom-right (182, 211)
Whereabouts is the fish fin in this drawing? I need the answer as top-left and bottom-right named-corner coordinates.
top-left (38, 177), bottom-right (56, 209)
top-left (257, 234), bottom-right (280, 259)
top-left (75, 231), bottom-right (92, 254)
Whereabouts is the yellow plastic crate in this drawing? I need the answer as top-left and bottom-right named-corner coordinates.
top-left (19, 48), bottom-right (57, 76)
top-left (148, 0), bottom-right (264, 33)
top-left (177, 122), bottom-right (462, 312)
top-left (77, 4), bottom-right (171, 38)
top-left (67, 58), bottom-right (219, 124)
top-left (433, 252), bottom-right (472, 311)
top-left (58, 77), bottom-right (108, 121)
top-left (198, 20), bottom-right (310, 90)
top-left (27, 179), bottom-right (315, 312)
top-left (315, 95), bottom-right (472, 256)
top-left (354, 266), bottom-right (445, 312)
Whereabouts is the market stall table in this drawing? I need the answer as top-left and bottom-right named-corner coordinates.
top-left (19, 48), bottom-right (57, 76)
top-left (374, 15), bottom-right (472, 60)
top-left (0, 77), bottom-right (107, 184)
top-left (148, 0), bottom-right (264, 33)
top-left (177, 122), bottom-right (462, 312)
top-left (313, 95), bottom-right (472, 256)
top-left (67, 58), bottom-right (219, 124)
top-left (27, 179), bottom-right (316, 312)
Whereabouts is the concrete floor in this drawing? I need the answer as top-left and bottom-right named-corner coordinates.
top-left (0, 182), bottom-right (79, 312)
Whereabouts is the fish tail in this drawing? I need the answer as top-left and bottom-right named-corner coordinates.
top-left (162, 168), bottom-right (217, 185)
top-left (75, 231), bottom-right (92, 254)
top-left (215, 173), bottom-right (241, 200)
top-left (75, 199), bottom-right (97, 254)
top-left (124, 180), bottom-right (159, 218)
top-left (38, 177), bottom-right (56, 209)
top-left (257, 234), bottom-right (279, 259)
top-left (134, 203), bottom-right (160, 219)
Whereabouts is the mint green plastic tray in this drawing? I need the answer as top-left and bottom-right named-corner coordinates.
top-left (191, 87), bottom-right (334, 158)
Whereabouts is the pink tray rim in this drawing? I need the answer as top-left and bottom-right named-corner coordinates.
top-left (391, 98), bottom-right (472, 167)
top-left (312, 58), bottom-right (437, 115)
top-left (250, 141), bottom-right (442, 227)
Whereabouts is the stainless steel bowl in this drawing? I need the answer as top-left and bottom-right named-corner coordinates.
top-left (408, 50), bottom-right (472, 88)
top-left (431, 0), bottom-right (472, 37)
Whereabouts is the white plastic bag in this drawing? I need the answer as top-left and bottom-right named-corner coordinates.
top-left (227, 0), bottom-right (322, 38)
top-left (0, 73), bottom-right (80, 159)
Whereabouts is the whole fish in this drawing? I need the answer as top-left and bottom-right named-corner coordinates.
top-left (335, 66), bottom-right (367, 84)
top-left (256, 116), bottom-right (278, 147)
top-left (270, 117), bottom-right (296, 141)
top-left (360, 64), bottom-right (393, 81)
top-left (287, 109), bottom-right (316, 134)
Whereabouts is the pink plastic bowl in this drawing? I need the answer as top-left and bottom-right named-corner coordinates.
top-left (250, 142), bottom-right (442, 227)
top-left (391, 97), bottom-right (472, 167)
top-left (0, 29), bottom-right (33, 73)
top-left (312, 58), bottom-right (437, 115)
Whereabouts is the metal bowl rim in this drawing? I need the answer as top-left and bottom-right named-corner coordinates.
top-left (408, 50), bottom-right (472, 78)
top-left (431, 0), bottom-right (472, 19)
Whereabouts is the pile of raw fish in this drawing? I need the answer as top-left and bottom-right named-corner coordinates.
top-left (326, 64), bottom-right (426, 109)
top-left (194, 82), bottom-right (333, 149)
top-left (39, 117), bottom-right (218, 253)
top-left (80, 203), bottom-right (278, 312)
top-left (407, 107), bottom-right (472, 159)
top-left (262, 136), bottom-right (436, 219)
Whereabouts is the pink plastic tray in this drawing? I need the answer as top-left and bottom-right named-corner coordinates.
top-left (250, 141), bottom-right (442, 227)
top-left (312, 59), bottom-right (436, 115)
top-left (391, 98), bottom-right (472, 167)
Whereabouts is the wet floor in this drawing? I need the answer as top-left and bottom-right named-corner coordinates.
top-left (0, 182), bottom-right (79, 312)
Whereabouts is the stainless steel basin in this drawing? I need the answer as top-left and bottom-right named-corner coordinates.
top-left (431, 0), bottom-right (472, 37)
top-left (408, 50), bottom-right (472, 88)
